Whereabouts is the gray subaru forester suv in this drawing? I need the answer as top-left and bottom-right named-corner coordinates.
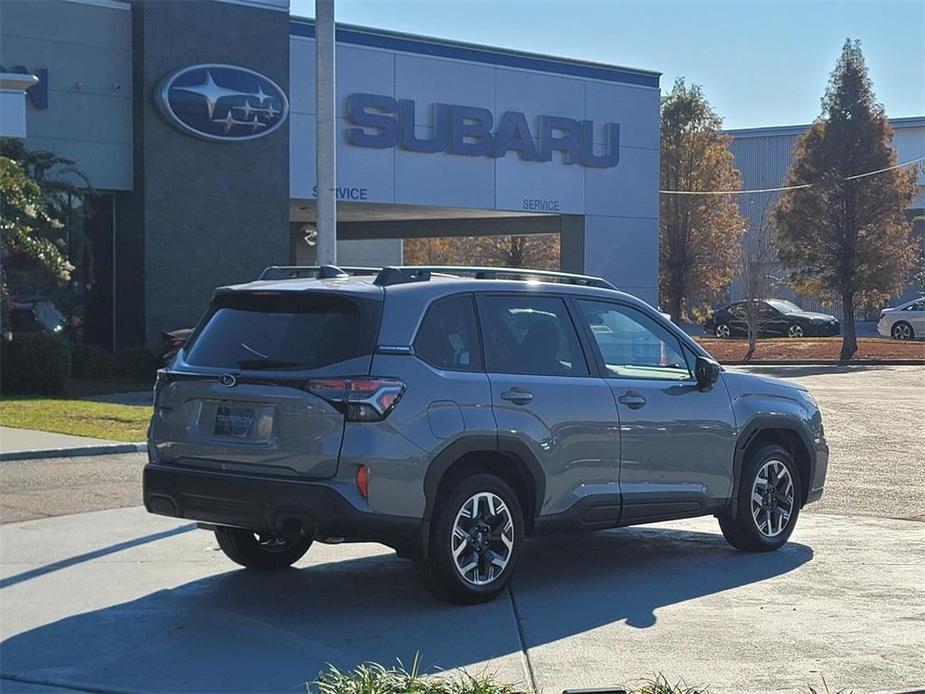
top-left (144, 265), bottom-right (828, 604)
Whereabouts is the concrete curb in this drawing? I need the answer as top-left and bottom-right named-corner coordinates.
top-left (722, 359), bottom-right (925, 366)
top-left (0, 442), bottom-right (147, 462)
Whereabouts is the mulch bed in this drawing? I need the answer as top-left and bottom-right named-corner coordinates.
top-left (694, 337), bottom-right (925, 363)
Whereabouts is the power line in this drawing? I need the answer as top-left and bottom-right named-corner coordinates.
top-left (658, 157), bottom-right (925, 196)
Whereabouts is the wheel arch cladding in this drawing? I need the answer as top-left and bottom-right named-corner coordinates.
top-left (739, 425), bottom-right (812, 507)
top-left (423, 437), bottom-right (542, 536)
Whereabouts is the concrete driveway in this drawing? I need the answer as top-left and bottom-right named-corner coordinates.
top-left (1, 507), bottom-right (922, 694)
top-left (1, 365), bottom-right (923, 693)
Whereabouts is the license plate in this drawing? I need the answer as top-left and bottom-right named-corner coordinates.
top-left (214, 406), bottom-right (255, 437)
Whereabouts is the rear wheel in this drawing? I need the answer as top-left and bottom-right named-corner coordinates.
top-left (719, 444), bottom-right (801, 552)
top-left (415, 472), bottom-right (524, 604)
top-left (892, 321), bottom-right (914, 340)
top-left (215, 526), bottom-right (313, 569)
top-left (787, 324), bottom-right (804, 338)
top-left (714, 323), bottom-right (731, 338)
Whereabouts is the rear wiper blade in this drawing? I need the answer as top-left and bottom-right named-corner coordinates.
top-left (235, 359), bottom-right (303, 370)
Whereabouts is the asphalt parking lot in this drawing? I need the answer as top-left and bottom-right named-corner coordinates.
top-left (1, 365), bottom-right (923, 693)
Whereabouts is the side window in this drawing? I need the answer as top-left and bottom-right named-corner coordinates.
top-left (415, 294), bottom-right (482, 371)
top-left (577, 300), bottom-right (692, 381)
top-left (729, 303), bottom-right (746, 319)
top-left (478, 295), bottom-right (588, 376)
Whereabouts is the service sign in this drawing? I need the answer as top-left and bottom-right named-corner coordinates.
top-left (157, 64), bottom-right (288, 142)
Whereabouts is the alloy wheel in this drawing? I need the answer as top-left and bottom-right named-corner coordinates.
top-left (892, 323), bottom-right (912, 340)
top-left (715, 324), bottom-right (731, 338)
top-left (751, 460), bottom-right (795, 538)
top-left (788, 324), bottom-right (804, 338)
top-left (451, 491), bottom-right (515, 586)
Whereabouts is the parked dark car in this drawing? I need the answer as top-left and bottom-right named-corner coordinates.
top-left (161, 328), bottom-right (193, 363)
top-left (705, 299), bottom-right (839, 339)
top-left (5, 299), bottom-right (67, 337)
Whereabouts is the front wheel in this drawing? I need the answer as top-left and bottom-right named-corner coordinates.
top-left (415, 473), bottom-right (524, 604)
top-left (892, 321), bottom-right (914, 340)
top-left (215, 526), bottom-right (313, 569)
top-left (719, 444), bottom-right (802, 552)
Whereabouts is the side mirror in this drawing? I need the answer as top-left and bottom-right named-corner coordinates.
top-left (695, 355), bottom-right (721, 389)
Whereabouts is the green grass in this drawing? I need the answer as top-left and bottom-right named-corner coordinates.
top-left (0, 398), bottom-right (150, 442)
top-left (309, 658), bottom-right (715, 694)
top-left (311, 656), bottom-right (527, 694)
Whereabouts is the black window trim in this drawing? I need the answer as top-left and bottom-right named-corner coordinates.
top-left (474, 291), bottom-right (595, 379)
top-left (412, 292), bottom-right (485, 373)
top-left (570, 296), bottom-right (698, 383)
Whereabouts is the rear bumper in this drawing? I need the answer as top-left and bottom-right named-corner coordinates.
top-left (143, 463), bottom-right (422, 551)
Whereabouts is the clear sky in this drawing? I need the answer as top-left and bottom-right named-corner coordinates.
top-left (288, 0), bottom-right (925, 130)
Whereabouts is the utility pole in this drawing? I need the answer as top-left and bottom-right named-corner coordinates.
top-left (314, 0), bottom-right (336, 264)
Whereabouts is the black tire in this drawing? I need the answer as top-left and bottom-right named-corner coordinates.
top-left (787, 324), bottom-right (804, 338)
top-left (214, 526), bottom-right (313, 569)
top-left (719, 444), bottom-right (802, 552)
top-left (892, 321), bottom-right (915, 340)
top-left (714, 323), bottom-right (731, 339)
top-left (415, 472), bottom-right (524, 605)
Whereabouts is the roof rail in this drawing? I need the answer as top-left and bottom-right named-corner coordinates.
top-left (374, 265), bottom-right (617, 290)
top-left (259, 264), bottom-right (617, 290)
top-left (258, 265), bottom-right (380, 281)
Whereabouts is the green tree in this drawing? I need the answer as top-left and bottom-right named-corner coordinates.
top-left (911, 215), bottom-right (925, 292)
top-left (0, 138), bottom-right (94, 328)
top-left (660, 78), bottom-right (745, 322)
top-left (773, 40), bottom-right (918, 361)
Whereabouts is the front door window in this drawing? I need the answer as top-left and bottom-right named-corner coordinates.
top-left (576, 300), bottom-right (691, 381)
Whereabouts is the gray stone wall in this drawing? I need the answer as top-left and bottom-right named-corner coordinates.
top-left (133, 0), bottom-right (290, 348)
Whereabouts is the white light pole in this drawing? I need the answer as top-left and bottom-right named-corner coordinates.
top-left (314, 0), bottom-right (336, 265)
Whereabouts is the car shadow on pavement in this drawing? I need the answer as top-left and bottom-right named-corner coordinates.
top-left (0, 525), bottom-right (811, 693)
top-left (733, 364), bottom-right (891, 378)
top-left (0, 524), bottom-right (196, 590)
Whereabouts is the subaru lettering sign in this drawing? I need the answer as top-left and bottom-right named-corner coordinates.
top-left (345, 93), bottom-right (620, 168)
top-left (157, 64), bottom-right (288, 142)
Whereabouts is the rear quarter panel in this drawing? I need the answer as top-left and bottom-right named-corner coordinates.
top-left (339, 353), bottom-right (495, 518)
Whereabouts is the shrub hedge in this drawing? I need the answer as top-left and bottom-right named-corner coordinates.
top-left (0, 332), bottom-right (72, 395)
top-left (1, 337), bottom-right (159, 395)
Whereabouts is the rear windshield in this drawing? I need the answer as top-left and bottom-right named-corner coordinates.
top-left (184, 292), bottom-right (379, 370)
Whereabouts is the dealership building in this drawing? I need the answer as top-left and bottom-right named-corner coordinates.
top-left (0, 0), bottom-right (662, 351)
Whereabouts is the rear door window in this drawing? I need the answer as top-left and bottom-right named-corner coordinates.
top-left (477, 295), bottom-right (588, 376)
top-left (415, 294), bottom-right (482, 371)
top-left (184, 292), bottom-right (378, 370)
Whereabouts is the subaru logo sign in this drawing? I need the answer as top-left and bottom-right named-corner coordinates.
top-left (157, 64), bottom-right (288, 142)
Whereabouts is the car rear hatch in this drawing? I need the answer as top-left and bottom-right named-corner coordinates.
top-left (150, 286), bottom-right (382, 479)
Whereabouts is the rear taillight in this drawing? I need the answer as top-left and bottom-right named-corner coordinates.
top-left (356, 465), bottom-right (369, 499)
top-left (306, 377), bottom-right (405, 422)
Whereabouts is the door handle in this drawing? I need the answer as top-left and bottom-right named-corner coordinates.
top-left (618, 391), bottom-right (646, 409)
top-left (501, 388), bottom-right (534, 405)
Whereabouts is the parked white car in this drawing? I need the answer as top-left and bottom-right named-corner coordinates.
top-left (877, 297), bottom-right (925, 340)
